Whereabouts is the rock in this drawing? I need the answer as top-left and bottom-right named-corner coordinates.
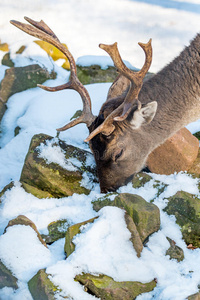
top-left (20, 134), bottom-right (96, 198)
top-left (92, 193), bottom-right (160, 244)
top-left (28, 269), bottom-right (60, 300)
top-left (147, 128), bottom-right (199, 175)
top-left (75, 273), bottom-right (156, 300)
top-left (164, 191), bottom-right (200, 247)
top-left (1, 52), bottom-right (14, 67)
top-left (34, 40), bottom-right (70, 70)
top-left (0, 259), bottom-right (18, 289)
top-left (4, 215), bottom-right (47, 248)
top-left (92, 193), bottom-right (117, 212)
top-left (189, 149), bottom-right (200, 176)
top-left (0, 181), bottom-right (15, 201)
top-left (0, 64), bottom-right (56, 103)
top-left (42, 219), bottom-right (69, 244)
top-left (124, 213), bottom-right (143, 257)
top-left (114, 193), bottom-right (160, 243)
top-left (132, 172), bottom-right (152, 189)
top-left (166, 237), bottom-right (184, 262)
top-left (64, 217), bottom-right (98, 257)
top-left (188, 292), bottom-right (200, 300)
top-left (0, 99), bottom-right (7, 123)
top-left (76, 65), bottom-right (118, 85)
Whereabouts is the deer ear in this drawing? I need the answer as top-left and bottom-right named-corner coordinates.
top-left (130, 101), bottom-right (157, 129)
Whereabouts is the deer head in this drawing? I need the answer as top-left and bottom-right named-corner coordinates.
top-left (11, 17), bottom-right (157, 192)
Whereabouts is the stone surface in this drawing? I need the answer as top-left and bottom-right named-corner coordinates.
top-left (64, 217), bottom-right (98, 257)
top-left (4, 215), bottom-right (47, 248)
top-left (75, 273), bottom-right (156, 300)
top-left (147, 128), bottom-right (199, 175)
top-left (92, 193), bottom-right (160, 244)
top-left (76, 65), bottom-right (118, 85)
top-left (189, 149), bottom-right (200, 176)
top-left (0, 99), bottom-right (7, 122)
top-left (0, 181), bottom-right (14, 201)
top-left (114, 193), bottom-right (160, 243)
top-left (0, 64), bottom-right (56, 103)
top-left (166, 237), bottom-right (184, 262)
top-left (132, 172), bottom-right (152, 189)
top-left (0, 259), bottom-right (18, 289)
top-left (20, 134), bottom-right (95, 198)
top-left (164, 191), bottom-right (200, 247)
top-left (124, 213), bottom-right (143, 257)
top-left (92, 193), bottom-right (117, 212)
top-left (28, 269), bottom-right (60, 300)
top-left (42, 219), bottom-right (70, 244)
top-left (1, 52), bottom-right (14, 67)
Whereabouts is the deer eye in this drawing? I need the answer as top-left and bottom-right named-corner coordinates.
top-left (114, 149), bottom-right (124, 162)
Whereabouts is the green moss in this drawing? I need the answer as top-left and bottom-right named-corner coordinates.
top-left (92, 193), bottom-right (117, 212)
top-left (20, 134), bottom-right (93, 198)
top-left (164, 191), bottom-right (200, 247)
top-left (76, 65), bottom-right (118, 85)
top-left (28, 269), bottom-right (60, 300)
top-left (113, 193), bottom-right (160, 243)
top-left (132, 172), bottom-right (152, 189)
top-left (75, 273), bottom-right (156, 300)
top-left (45, 219), bottom-right (69, 244)
top-left (0, 259), bottom-right (18, 289)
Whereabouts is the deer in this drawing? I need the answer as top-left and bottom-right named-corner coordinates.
top-left (10, 17), bottom-right (200, 192)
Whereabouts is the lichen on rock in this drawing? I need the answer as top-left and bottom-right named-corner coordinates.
top-left (164, 191), bottom-right (200, 247)
top-left (20, 133), bottom-right (96, 198)
top-left (75, 273), bottom-right (156, 300)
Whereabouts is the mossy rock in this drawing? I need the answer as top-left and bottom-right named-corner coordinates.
top-left (189, 149), bottom-right (200, 178)
top-left (1, 52), bottom-right (14, 67)
top-left (132, 172), bottom-right (152, 189)
top-left (0, 99), bottom-right (7, 123)
top-left (164, 191), bottom-right (200, 247)
top-left (166, 237), bottom-right (184, 262)
top-left (4, 215), bottom-right (47, 248)
top-left (0, 181), bottom-right (15, 203)
top-left (64, 217), bottom-right (98, 257)
top-left (113, 193), bottom-right (160, 243)
top-left (34, 40), bottom-right (70, 70)
top-left (132, 172), bottom-right (167, 199)
top-left (20, 134), bottom-right (96, 198)
top-left (75, 273), bottom-right (156, 300)
top-left (0, 64), bottom-right (56, 103)
top-left (92, 193), bottom-right (160, 244)
top-left (92, 193), bottom-right (118, 212)
top-left (0, 259), bottom-right (18, 289)
top-left (42, 219), bottom-right (70, 244)
top-left (28, 269), bottom-right (61, 300)
top-left (124, 213), bottom-right (143, 257)
top-left (76, 65), bottom-right (118, 85)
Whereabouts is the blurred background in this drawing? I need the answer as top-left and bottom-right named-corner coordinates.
top-left (1, 0), bottom-right (200, 73)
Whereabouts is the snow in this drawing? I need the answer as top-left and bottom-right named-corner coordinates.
top-left (0, 0), bottom-right (200, 299)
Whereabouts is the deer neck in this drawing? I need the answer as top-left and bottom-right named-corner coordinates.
top-left (140, 33), bottom-right (200, 152)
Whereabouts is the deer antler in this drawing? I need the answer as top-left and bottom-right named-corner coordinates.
top-left (85, 39), bottom-right (152, 142)
top-left (10, 17), bottom-right (96, 131)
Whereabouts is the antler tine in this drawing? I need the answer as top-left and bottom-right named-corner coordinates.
top-left (85, 39), bottom-right (153, 142)
top-left (10, 17), bottom-right (96, 130)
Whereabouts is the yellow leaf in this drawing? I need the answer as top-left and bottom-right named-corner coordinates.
top-left (34, 40), bottom-right (70, 70)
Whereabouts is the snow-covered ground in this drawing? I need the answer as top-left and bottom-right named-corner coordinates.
top-left (1, 0), bottom-right (200, 299)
